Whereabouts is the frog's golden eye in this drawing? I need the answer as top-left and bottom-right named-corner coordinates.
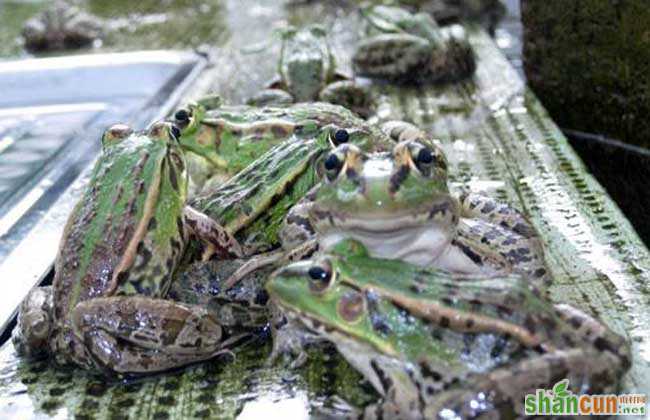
top-left (329, 128), bottom-right (350, 146)
top-left (337, 291), bottom-right (366, 323)
top-left (101, 124), bottom-right (133, 148)
top-left (323, 151), bottom-right (344, 182)
top-left (307, 259), bottom-right (334, 294)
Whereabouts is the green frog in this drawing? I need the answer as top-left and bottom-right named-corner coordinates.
top-left (306, 134), bottom-right (550, 288)
top-left (174, 101), bottom-right (378, 192)
top-left (12, 122), bottom-right (249, 375)
top-left (267, 244), bottom-right (630, 418)
top-left (353, 5), bottom-right (476, 84)
top-left (247, 25), bottom-right (374, 118)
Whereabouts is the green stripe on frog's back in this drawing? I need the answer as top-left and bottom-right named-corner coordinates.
top-left (120, 146), bottom-right (188, 296)
top-left (191, 134), bottom-right (326, 234)
top-left (337, 254), bottom-right (560, 341)
top-left (54, 134), bottom-right (167, 319)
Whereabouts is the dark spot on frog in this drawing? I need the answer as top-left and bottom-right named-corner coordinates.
top-left (80, 399), bottom-right (99, 411)
top-left (389, 164), bottom-right (409, 194)
top-left (176, 217), bottom-right (184, 235)
top-left (409, 283), bottom-right (424, 294)
top-left (371, 313), bottom-right (392, 335)
top-left (533, 268), bottom-right (547, 278)
top-left (116, 270), bottom-right (130, 285)
top-left (439, 316), bottom-right (450, 328)
top-left (116, 398), bottom-right (135, 408)
top-left (85, 381), bottom-right (106, 397)
top-left (194, 409), bottom-right (212, 418)
top-left (147, 217), bottom-right (157, 231)
top-left (49, 387), bottom-right (66, 397)
top-left (480, 201), bottom-right (496, 214)
top-left (168, 164), bottom-right (179, 191)
top-left (490, 335), bottom-right (509, 358)
top-left (41, 399), bottom-right (61, 412)
top-left (254, 289), bottom-right (269, 306)
top-left (370, 359), bottom-right (393, 394)
top-left (152, 411), bottom-right (170, 420)
top-left (453, 240), bottom-right (483, 265)
top-left (428, 201), bottom-right (450, 220)
top-left (465, 318), bottom-right (475, 329)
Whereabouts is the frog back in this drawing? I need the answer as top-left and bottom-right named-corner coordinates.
top-left (53, 127), bottom-right (184, 321)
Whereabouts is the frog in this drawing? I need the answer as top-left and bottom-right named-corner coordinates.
top-left (391, 0), bottom-right (506, 31)
top-left (352, 4), bottom-right (476, 84)
top-left (247, 25), bottom-right (374, 118)
top-left (305, 131), bottom-right (550, 289)
top-left (12, 122), bottom-right (252, 375)
top-left (266, 244), bottom-right (631, 418)
top-left (173, 101), bottom-right (379, 193)
top-left (22, 0), bottom-right (103, 52)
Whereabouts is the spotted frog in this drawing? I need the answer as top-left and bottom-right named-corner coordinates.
top-left (267, 244), bottom-right (630, 418)
top-left (22, 0), bottom-right (103, 52)
top-left (174, 101), bottom-right (380, 193)
top-left (306, 128), bottom-right (550, 289)
top-left (247, 25), bottom-right (374, 118)
top-left (353, 5), bottom-right (476, 84)
top-left (13, 123), bottom-right (249, 375)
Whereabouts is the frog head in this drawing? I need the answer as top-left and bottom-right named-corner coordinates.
top-left (279, 25), bottom-right (335, 102)
top-left (310, 139), bottom-right (459, 266)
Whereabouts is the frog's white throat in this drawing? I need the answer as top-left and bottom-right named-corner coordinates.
top-left (319, 224), bottom-right (452, 267)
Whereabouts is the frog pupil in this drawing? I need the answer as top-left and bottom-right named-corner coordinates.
top-left (417, 148), bottom-right (433, 164)
top-left (333, 129), bottom-right (349, 144)
top-left (324, 154), bottom-right (341, 171)
top-left (308, 266), bottom-right (329, 282)
top-left (174, 109), bottom-right (190, 122)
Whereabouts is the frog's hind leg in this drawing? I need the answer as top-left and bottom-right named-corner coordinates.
top-left (71, 296), bottom-right (239, 374)
top-left (424, 347), bottom-right (627, 418)
top-left (423, 305), bottom-right (630, 417)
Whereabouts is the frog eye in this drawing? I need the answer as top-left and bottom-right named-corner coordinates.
top-left (409, 142), bottom-right (446, 177)
top-left (174, 108), bottom-right (191, 126)
top-left (329, 128), bottom-right (350, 145)
top-left (323, 152), bottom-right (344, 181)
top-left (101, 124), bottom-right (133, 148)
top-left (337, 291), bottom-right (366, 323)
top-left (307, 259), bottom-right (334, 294)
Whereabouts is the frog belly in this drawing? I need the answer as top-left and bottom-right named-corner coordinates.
top-left (319, 224), bottom-right (450, 267)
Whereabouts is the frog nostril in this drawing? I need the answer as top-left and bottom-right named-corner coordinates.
top-left (333, 129), bottom-right (349, 145)
top-left (174, 109), bottom-right (190, 123)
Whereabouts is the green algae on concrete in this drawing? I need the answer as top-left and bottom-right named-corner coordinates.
top-left (522, 0), bottom-right (650, 148)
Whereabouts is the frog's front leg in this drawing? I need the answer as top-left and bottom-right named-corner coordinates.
top-left (319, 80), bottom-right (374, 119)
top-left (183, 206), bottom-right (245, 260)
top-left (458, 191), bottom-right (539, 239)
top-left (71, 296), bottom-right (236, 374)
